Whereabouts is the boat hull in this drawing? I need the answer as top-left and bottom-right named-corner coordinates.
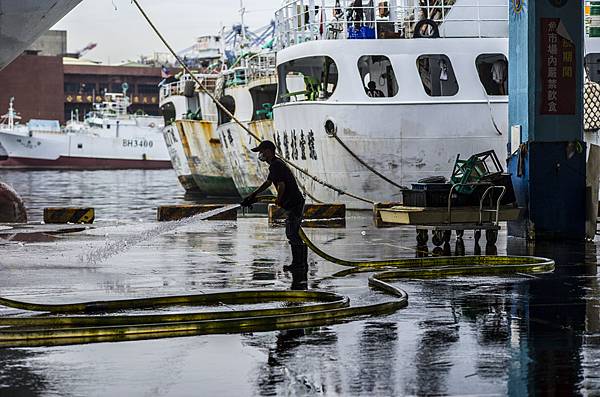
top-left (0, 127), bottom-right (172, 170)
top-left (218, 119), bottom-right (273, 197)
top-left (163, 125), bottom-right (202, 193)
top-left (0, 156), bottom-right (171, 170)
top-left (0, 0), bottom-right (82, 70)
top-left (273, 101), bottom-right (507, 209)
top-left (175, 120), bottom-right (239, 197)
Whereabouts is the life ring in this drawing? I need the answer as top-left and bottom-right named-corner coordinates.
top-left (413, 19), bottom-right (440, 38)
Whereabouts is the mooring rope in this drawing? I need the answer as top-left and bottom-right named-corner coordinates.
top-left (332, 133), bottom-right (407, 190)
top-left (0, 0), bottom-right (548, 350)
top-left (480, 85), bottom-right (504, 136)
top-left (131, 0), bottom-right (376, 205)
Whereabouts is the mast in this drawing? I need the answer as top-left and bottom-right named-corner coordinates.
top-left (240, 0), bottom-right (247, 44)
top-left (7, 97), bottom-right (14, 130)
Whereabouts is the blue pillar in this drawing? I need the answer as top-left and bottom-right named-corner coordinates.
top-left (508, 0), bottom-right (586, 240)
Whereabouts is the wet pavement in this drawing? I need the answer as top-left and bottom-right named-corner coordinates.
top-left (0, 169), bottom-right (600, 396)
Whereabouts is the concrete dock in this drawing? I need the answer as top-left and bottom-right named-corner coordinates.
top-left (0, 169), bottom-right (598, 395)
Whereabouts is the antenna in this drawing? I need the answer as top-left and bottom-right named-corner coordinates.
top-left (240, 0), bottom-right (247, 45)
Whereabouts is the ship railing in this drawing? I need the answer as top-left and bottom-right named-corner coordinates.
top-left (247, 52), bottom-right (277, 81)
top-left (221, 53), bottom-right (276, 89)
top-left (274, 0), bottom-right (508, 49)
top-left (222, 68), bottom-right (247, 87)
top-left (159, 74), bottom-right (219, 101)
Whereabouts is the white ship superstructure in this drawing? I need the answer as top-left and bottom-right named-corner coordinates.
top-left (272, 0), bottom-right (509, 208)
top-left (0, 94), bottom-right (170, 169)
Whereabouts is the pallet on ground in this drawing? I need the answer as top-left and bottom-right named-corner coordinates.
top-left (157, 205), bottom-right (237, 221)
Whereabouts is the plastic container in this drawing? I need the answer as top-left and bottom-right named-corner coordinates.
top-left (402, 189), bottom-right (451, 207)
top-left (347, 25), bottom-right (376, 39)
top-left (411, 183), bottom-right (452, 192)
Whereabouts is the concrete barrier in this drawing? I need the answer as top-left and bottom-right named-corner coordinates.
top-left (268, 203), bottom-right (345, 228)
top-left (43, 207), bottom-right (95, 224)
top-left (157, 204), bottom-right (237, 221)
top-left (373, 202), bottom-right (402, 228)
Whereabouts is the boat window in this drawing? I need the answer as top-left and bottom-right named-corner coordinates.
top-left (357, 55), bottom-right (398, 98)
top-left (586, 54), bottom-right (600, 84)
top-left (160, 102), bottom-right (176, 126)
top-left (277, 56), bottom-right (338, 103)
top-left (250, 84), bottom-right (277, 121)
top-left (476, 54), bottom-right (508, 95)
top-left (416, 55), bottom-right (459, 96)
top-left (217, 95), bottom-right (236, 125)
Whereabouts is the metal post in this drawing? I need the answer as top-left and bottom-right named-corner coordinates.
top-left (508, 0), bottom-right (586, 240)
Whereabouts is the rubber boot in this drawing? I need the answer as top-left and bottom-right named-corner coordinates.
top-left (283, 245), bottom-right (305, 271)
top-left (301, 244), bottom-right (308, 267)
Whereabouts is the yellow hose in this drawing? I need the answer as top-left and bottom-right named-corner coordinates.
top-left (0, 229), bottom-right (553, 348)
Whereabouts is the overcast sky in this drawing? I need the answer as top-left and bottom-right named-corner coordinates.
top-left (53, 0), bottom-right (281, 64)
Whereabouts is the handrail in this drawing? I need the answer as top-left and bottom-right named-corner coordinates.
top-left (275, 0), bottom-right (508, 48)
top-left (446, 182), bottom-right (492, 224)
top-left (159, 74), bottom-right (219, 101)
top-left (478, 185), bottom-right (506, 225)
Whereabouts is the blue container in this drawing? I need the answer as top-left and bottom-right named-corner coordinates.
top-left (360, 26), bottom-right (376, 39)
top-left (347, 26), bottom-right (361, 39)
top-left (347, 25), bottom-right (376, 39)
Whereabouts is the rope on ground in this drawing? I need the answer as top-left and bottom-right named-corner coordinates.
top-left (332, 133), bottom-right (407, 190)
top-left (131, 0), bottom-right (376, 205)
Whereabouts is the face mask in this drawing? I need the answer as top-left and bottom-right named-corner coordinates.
top-left (258, 152), bottom-right (267, 162)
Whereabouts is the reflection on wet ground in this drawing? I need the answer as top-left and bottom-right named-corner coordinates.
top-left (0, 170), bottom-right (599, 396)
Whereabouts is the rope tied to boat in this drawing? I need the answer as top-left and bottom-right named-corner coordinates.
top-left (331, 132), bottom-right (407, 190)
top-left (0, 0), bottom-right (544, 350)
top-left (130, 0), bottom-right (376, 205)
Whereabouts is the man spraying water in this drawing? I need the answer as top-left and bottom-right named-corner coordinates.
top-left (241, 140), bottom-right (307, 271)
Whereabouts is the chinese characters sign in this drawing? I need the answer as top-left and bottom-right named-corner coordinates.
top-left (540, 18), bottom-right (576, 115)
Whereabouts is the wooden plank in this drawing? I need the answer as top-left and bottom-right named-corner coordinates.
top-left (157, 205), bottom-right (237, 221)
top-left (378, 205), bottom-right (521, 225)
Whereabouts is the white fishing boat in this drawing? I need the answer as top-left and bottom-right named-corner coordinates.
top-left (159, 74), bottom-right (239, 197)
top-left (160, 75), bottom-right (205, 194)
top-left (158, 18), bottom-right (276, 197)
top-left (216, 52), bottom-right (278, 196)
top-left (272, 0), bottom-right (510, 209)
top-left (0, 94), bottom-right (170, 169)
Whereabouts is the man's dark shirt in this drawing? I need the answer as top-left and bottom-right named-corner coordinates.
top-left (268, 157), bottom-right (304, 210)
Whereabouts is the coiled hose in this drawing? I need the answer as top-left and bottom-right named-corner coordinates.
top-left (0, 229), bottom-right (554, 348)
